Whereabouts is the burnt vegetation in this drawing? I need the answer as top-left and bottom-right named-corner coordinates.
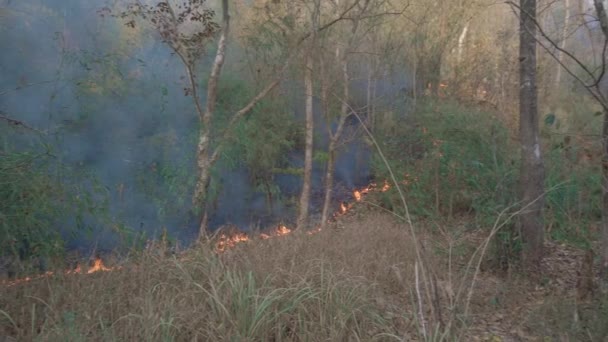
top-left (2, 0), bottom-right (608, 340)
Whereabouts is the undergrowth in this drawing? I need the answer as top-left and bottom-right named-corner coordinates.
top-left (372, 99), bottom-right (601, 248)
top-left (0, 131), bottom-right (110, 274)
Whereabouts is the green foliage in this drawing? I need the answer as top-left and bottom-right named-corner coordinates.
top-left (373, 98), bottom-right (604, 251)
top-left (216, 74), bottom-right (297, 197)
top-left (0, 132), bottom-right (109, 267)
top-left (372, 100), bottom-right (517, 224)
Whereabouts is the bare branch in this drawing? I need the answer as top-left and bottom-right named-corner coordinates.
top-left (0, 80), bottom-right (56, 96)
top-left (507, 0), bottom-right (602, 87)
top-left (507, 0), bottom-right (608, 111)
top-left (0, 112), bottom-right (45, 134)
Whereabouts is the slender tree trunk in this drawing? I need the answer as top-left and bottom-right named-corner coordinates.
top-left (320, 3), bottom-right (366, 227)
top-left (367, 59), bottom-right (374, 130)
top-left (319, 56), bottom-right (334, 227)
top-left (593, 0), bottom-right (608, 286)
top-left (601, 107), bottom-right (608, 283)
top-left (297, 37), bottom-right (316, 230)
top-left (457, 22), bottom-right (469, 65)
top-left (194, 0), bottom-right (230, 237)
top-left (320, 144), bottom-right (336, 226)
top-left (554, 0), bottom-right (570, 92)
top-left (519, 0), bottom-right (545, 275)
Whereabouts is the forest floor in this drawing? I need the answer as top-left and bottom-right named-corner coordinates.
top-left (1, 205), bottom-right (606, 341)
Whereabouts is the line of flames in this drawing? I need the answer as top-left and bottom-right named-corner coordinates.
top-left (215, 179), bottom-right (391, 252)
top-left (1, 257), bottom-right (118, 287)
top-left (2, 180), bottom-right (393, 286)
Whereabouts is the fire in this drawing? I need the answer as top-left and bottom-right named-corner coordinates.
top-left (381, 180), bottom-right (390, 192)
top-left (353, 190), bottom-right (362, 201)
top-left (216, 232), bottom-right (250, 252)
top-left (215, 224), bottom-right (293, 252)
top-left (1, 257), bottom-right (117, 287)
top-left (87, 258), bottom-right (112, 274)
top-left (307, 227), bottom-right (322, 235)
top-left (277, 225), bottom-right (291, 236)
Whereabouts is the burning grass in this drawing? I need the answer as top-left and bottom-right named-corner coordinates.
top-left (1, 212), bottom-right (605, 340)
top-left (0, 213), bottom-right (419, 341)
top-left (213, 180), bottom-right (391, 253)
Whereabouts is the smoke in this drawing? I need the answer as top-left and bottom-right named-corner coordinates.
top-left (0, 0), bottom-right (411, 253)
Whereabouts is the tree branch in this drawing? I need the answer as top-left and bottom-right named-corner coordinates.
top-left (209, 61), bottom-right (289, 164)
top-left (0, 112), bottom-right (45, 134)
top-left (0, 80), bottom-right (56, 96)
top-left (507, 0), bottom-right (602, 87)
top-left (507, 0), bottom-right (608, 109)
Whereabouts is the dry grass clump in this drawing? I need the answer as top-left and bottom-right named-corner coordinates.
top-left (0, 213), bottom-right (422, 341)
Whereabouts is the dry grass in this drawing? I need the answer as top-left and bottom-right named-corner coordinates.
top-left (0, 213), bottom-right (424, 341)
top-left (1, 211), bottom-right (604, 341)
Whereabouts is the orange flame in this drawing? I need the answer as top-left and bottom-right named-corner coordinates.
top-left (277, 225), bottom-right (291, 236)
top-left (2, 257), bottom-right (117, 287)
top-left (87, 258), bottom-right (112, 274)
top-left (381, 180), bottom-right (390, 192)
top-left (307, 227), bottom-right (322, 235)
top-left (215, 224), bottom-right (293, 252)
top-left (216, 232), bottom-right (250, 252)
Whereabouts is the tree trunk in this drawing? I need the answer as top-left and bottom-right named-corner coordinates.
top-left (457, 22), bottom-right (469, 65)
top-left (319, 5), bottom-right (365, 228)
top-left (593, 0), bottom-right (608, 286)
top-left (554, 0), bottom-right (570, 92)
top-left (602, 107), bottom-right (608, 283)
top-left (195, 135), bottom-right (213, 237)
top-left (192, 0), bottom-right (230, 237)
top-left (297, 41), bottom-right (315, 230)
top-left (518, 0), bottom-right (545, 275)
top-left (320, 144), bottom-right (336, 226)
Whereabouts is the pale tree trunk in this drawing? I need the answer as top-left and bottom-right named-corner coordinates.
top-left (297, 51), bottom-right (314, 229)
top-left (320, 2), bottom-right (367, 228)
top-left (602, 106), bottom-right (608, 284)
top-left (297, 2), bottom-right (318, 230)
top-left (193, 0), bottom-right (230, 238)
top-left (367, 59), bottom-right (374, 130)
top-left (192, 0), bottom-right (282, 238)
top-left (554, 0), bottom-right (570, 92)
top-left (457, 22), bottom-right (469, 65)
top-left (519, 0), bottom-right (545, 275)
top-left (592, 0), bottom-right (608, 286)
top-left (320, 61), bottom-right (348, 226)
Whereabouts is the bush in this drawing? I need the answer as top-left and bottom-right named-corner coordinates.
top-left (0, 131), bottom-right (108, 274)
top-left (371, 99), bottom-right (602, 247)
top-left (372, 100), bottom-right (517, 224)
